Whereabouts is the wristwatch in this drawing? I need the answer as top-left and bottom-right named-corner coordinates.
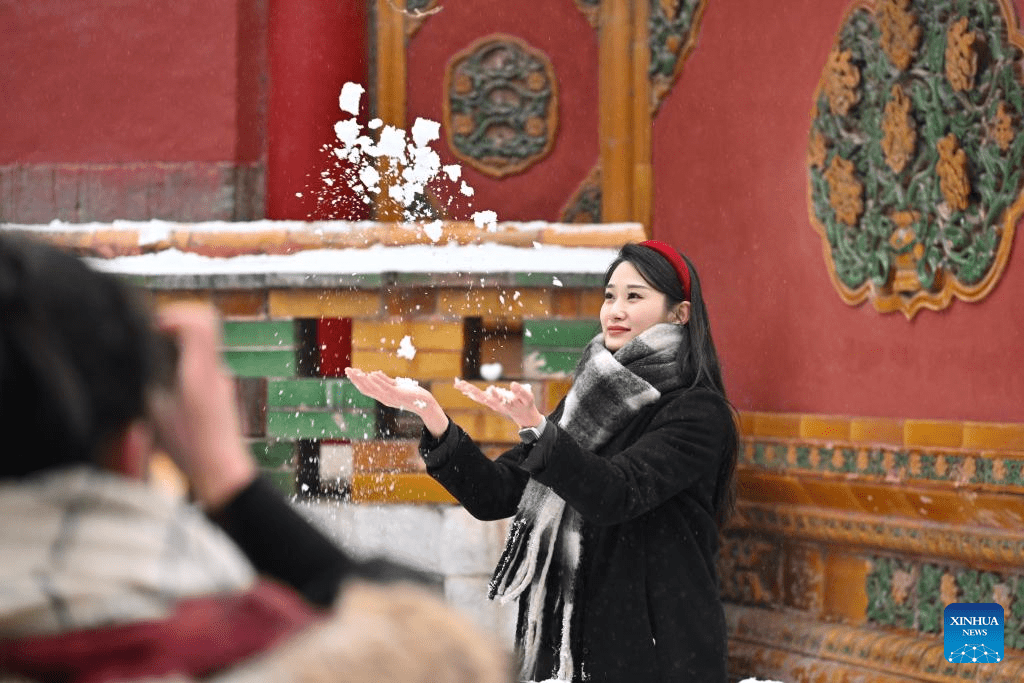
top-left (518, 417), bottom-right (548, 444)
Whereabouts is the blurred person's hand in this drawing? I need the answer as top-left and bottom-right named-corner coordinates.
top-left (150, 303), bottom-right (255, 510)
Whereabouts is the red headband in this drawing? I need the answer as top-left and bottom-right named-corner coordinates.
top-left (639, 240), bottom-right (691, 301)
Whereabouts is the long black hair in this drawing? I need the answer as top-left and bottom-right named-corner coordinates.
top-left (603, 242), bottom-right (738, 526)
top-left (0, 233), bottom-right (171, 477)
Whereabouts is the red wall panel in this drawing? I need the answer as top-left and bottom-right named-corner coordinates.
top-left (653, 0), bottom-right (1024, 422)
top-left (0, 1), bottom-right (240, 163)
top-left (405, 0), bottom-right (599, 222)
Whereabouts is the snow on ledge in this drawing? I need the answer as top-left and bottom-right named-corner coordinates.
top-left (88, 243), bottom-right (621, 276)
top-left (0, 220), bottom-right (642, 278)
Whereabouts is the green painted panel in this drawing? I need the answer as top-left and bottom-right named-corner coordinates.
top-left (524, 349), bottom-right (582, 375)
top-left (249, 441), bottom-right (295, 467)
top-left (336, 411), bottom-right (377, 440)
top-left (523, 320), bottom-right (600, 348)
top-left (222, 320), bottom-right (296, 348)
top-left (512, 272), bottom-right (605, 288)
top-left (330, 379), bottom-right (377, 409)
top-left (266, 410), bottom-right (376, 440)
top-left (261, 468), bottom-right (296, 497)
top-left (223, 350), bottom-right (295, 378)
top-left (267, 379), bottom-right (328, 408)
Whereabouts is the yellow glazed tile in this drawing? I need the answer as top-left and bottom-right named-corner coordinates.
top-left (904, 489), bottom-right (970, 525)
top-left (480, 413), bottom-right (518, 443)
top-left (752, 412), bottom-right (802, 439)
top-left (350, 350), bottom-right (413, 377)
top-left (736, 470), bottom-right (815, 506)
top-left (846, 482), bottom-right (918, 517)
top-left (962, 422), bottom-right (1024, 452)
top-left (431, 380), bottom-right (518, 411)
top-left (550, 289), bottom-right (581, 317)
top-left (849, 417), bottom-right (904, 446)
top-left (269, 289), bottom-right (381, 318)
top-left (436, 288), bottom-right (551, 318)
top-left (579, 289), bottom-right (605, 317)
top-left (800, 415), bottom-right (852, 441)
top-left (349, 349), bottom-right (462, 380)
top-left (798, 480), bottom-right (863, 513)
top-left (903, 420), bottom-right (963, 449)
top-left (352, 440), bottom-right (423, 473)
top-left (350, 472), bottom-right (456, 504)
top-left (353, 320), bottom-right (463, 351)
top-left (823, 553), bottom-right (869, 624)
top-left (737, 412), bottom-right (756, 436)
top-left (152, 290), bottom-right (212, 309)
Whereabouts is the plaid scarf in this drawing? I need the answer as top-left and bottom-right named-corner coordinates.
top-left (0, 466), bottom-right (255, 639)
top-left (488, 323), bottom-right (688, 682)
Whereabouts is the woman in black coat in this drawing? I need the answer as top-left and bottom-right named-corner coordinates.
top-left (347, 241), bottom-right (739, 683)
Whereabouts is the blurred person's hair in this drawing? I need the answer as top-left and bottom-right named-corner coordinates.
top-left (0, 234), bottom-right (173, 477)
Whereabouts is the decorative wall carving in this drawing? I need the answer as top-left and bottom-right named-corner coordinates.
top-left (719, 534), bottom-right (783, 605)
top-left (443, 34), bottom-right (558, 178)
top-left (866, 556), bottom-right (1024, 647)
top-left (573, 0), bottom-right (600, 29)
top-left (402, 0), bottom-right (442, 38)
top-left (561, 165), bottom-right (602, 223)
top-left (807, 0), bottom-right (1024, 317)
top-left (743, 438), bottom-right (1024, 491)
top-left (649, 0), bottom-right (707, 111)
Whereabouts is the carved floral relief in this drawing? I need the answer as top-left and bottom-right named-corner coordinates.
top-left (807, 0), bottom-right (1024, 317)
top-left (443, 35), bottom-right (558, 178)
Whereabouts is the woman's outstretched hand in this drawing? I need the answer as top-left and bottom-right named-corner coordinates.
top-left (344, 368), bottom-right (450, 438)
top-left (454, 379), bottom-right (545, 430)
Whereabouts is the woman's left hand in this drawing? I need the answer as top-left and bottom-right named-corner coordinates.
top-left (454, 379), bottom-right (545, 429)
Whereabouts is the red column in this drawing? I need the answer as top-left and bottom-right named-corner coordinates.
top-left (267, 0), bottom-right (370, 220)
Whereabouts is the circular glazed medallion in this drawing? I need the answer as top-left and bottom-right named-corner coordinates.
top-left (807, 0), bottom-right (1024, 317)
top-left (443, 34), bottom-right (558, 178)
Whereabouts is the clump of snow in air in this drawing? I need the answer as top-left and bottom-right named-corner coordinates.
top-left (480, 362), bottom-right (503, 381)
top-left (338, 82), bottom-right (364, 116)
top-left (396, 335), bottom-right (417, 360)
top-left (395, 377), bottom-right (420, 389)
top-left (314, 81), bottom-right (497, 229)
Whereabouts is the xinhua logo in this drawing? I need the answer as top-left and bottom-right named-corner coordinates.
top-left (944, 603), bottom-right (1004, 663)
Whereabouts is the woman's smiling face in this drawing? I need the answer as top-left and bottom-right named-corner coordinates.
top-left (600, 261), bottom-right (688, 351)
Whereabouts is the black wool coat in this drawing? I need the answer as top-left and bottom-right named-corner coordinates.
top-left (420, 385), bottom-right (733, 683)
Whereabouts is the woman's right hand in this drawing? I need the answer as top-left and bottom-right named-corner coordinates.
top-left (344, 368), bottom-right (450, 438)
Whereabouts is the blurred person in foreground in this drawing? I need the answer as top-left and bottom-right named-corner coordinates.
top-left (0, 233), bottom-right (510, 683)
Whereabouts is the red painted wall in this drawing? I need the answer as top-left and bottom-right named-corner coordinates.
top-left (0, 1), bottom-right (245, 163)
top-left (654, 0), bottom-right (1024, 422)
top-left (405, 0), bottom-right (599, 221)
